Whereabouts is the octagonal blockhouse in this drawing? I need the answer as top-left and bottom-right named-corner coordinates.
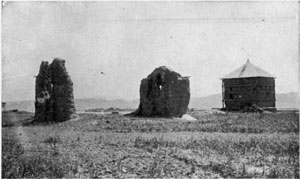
top-left (221, 60), bottom-right (276, 111)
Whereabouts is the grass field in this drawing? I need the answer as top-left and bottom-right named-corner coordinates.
top-left (2, 111), bottom-right (299, 178)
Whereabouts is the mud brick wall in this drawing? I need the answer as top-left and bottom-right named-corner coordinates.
top-left (131, 66), bottom-right (190, 117)
top-left (34, 58), bottom-right (75, 122)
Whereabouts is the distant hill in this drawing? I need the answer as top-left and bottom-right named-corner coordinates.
top-left (189, 92), bottom-right (300, 109)
top-left (75, 98), bottom-right (138, 111)
top-left (3, 98), bottom-right (139, 112)
top-left (3, 92), bottom-right (299, 112)
top-left (4, 100), bottom-right (35, 112)
top-left (276, 92), bottom-right (300, 109)
top-left (189, 94), bottom-right (222, 109)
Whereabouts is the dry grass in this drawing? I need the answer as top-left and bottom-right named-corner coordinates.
top-left (62, 112), bottom-right (299, 134)
top-left (2, 111), bottom-right (299, 178)
top-left (2, 137), bottom-right (70, 178)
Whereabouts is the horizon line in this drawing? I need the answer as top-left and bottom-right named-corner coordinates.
top-left (2, 91), bottom-right (298, 103)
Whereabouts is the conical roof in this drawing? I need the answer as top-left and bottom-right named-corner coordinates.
top-left (221, 60), bottom-right (275, 79)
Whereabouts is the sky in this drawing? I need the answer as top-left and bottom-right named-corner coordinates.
top-left (1, 1), bottom-right (298, 101)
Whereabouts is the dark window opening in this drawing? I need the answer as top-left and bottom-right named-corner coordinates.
top-left (246, 102), bottom-right (252, 107)
top-left (229, 94), bottom-right (233, 99)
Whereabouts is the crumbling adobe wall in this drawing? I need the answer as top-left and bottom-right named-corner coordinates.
top-left (130, 66), bottom-right (190, 117)
top-left (49, 59), bottom-right (76, 122)
top-left (34, 58), bottom-right (75, 122)
top-left (34, 61), bottom-right (52, 122)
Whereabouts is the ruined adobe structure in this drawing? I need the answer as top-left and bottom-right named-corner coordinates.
top-left (130, 66), bottom-right (190, 117)
top-left (34, 58), bottom-right (76, 122)
top-left (34, 61), bottom-right (52, 122)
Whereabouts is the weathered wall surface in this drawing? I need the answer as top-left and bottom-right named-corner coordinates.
top-left (130, 66), bottom-right (190, 117)
top-left (34, 61), bottom-right (52, 122)
top-left (34, 58), bottom-right (75, 122)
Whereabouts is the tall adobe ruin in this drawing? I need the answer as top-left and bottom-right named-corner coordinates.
top-left (130, 66), bottom-right (190, 117)
top-left (35, 61), bottom-right (52, 122)
top-left (34, 58), bottom-right (75, 122)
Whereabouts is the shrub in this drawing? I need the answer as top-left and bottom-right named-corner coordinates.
top-left (2, 121), bottom-right (15, 127)
top-left (44, 135), bottom-right (61, 145)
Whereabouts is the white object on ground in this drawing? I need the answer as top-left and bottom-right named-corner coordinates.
top-left (204, 109), bottom-right (226, 114)
top-left (70, 114), bottom-right (80, 121)
top-left (181, 114), bottom-right (197, 121)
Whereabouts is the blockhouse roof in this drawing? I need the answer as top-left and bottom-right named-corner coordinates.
top-left (221, 60), bottom-right (275, 79)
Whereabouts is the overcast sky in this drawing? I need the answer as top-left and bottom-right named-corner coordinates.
top-left (2, 1), bottom-right (298, 101)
